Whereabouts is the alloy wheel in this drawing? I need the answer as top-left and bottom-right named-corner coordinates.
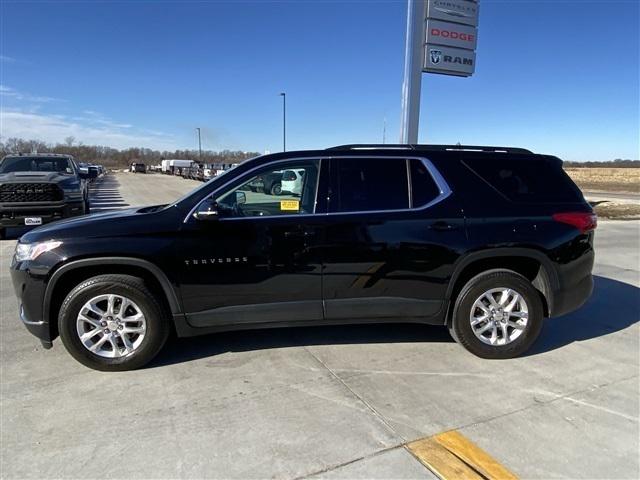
top-left (469, 288), bottom-right (529, 346)
top-left (76, 294), bottom-right (147, 358)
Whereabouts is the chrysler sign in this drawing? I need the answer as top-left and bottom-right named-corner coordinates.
top-left (426, 0), bottom-right (479, 27)
top-left (424, 45), bottom-right (475, 77)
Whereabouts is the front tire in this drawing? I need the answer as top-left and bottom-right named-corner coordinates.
top-left (270, 182), bottom-right (282, 196)
top-left (450, 270), bottom-right (543, 359)
top-left (58, 274), bottom-right (170, 371)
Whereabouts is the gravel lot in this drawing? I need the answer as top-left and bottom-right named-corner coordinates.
top-left (1, 173), bottom-right (638, 479)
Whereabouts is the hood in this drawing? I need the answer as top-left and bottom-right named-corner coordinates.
top-left (0, 171), bottom-right (75, 184)
top-left (20, 204), bottom-right (176, 243)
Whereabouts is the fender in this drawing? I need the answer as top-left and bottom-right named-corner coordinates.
top-left (446, 247), bottom-right (559, 309)
top-left (43, 257), bottom-right (183, 323)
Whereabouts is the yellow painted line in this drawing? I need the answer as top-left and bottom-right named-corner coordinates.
top-left (406, 437), bottom-right (483, 480)
top-left (406, 430), bottom-right (518, 480)
top-left (434, 431), bottom-right (518, 480)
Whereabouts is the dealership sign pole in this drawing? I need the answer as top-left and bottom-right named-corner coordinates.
top-left (400, 0), bottom-right (479, 144)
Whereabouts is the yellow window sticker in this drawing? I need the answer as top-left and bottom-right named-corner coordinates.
top-left (280, 200), bottom-right (300, 211)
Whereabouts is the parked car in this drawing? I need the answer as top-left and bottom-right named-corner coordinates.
top-left (281, 168), bottom-right (305, 195)
top-left (248, 170), bottom-right (283, 195)
top-left (10, 144), bottom-right (596, 370)
top-left (131, 162), bottom-right (146, 174)
top-left (1, 153), bottom-right (93, 238)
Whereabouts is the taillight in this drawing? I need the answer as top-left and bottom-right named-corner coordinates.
top-left (552, 212), bottom-right (597, 233)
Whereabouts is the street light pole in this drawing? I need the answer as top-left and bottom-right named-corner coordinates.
top-left (399, 0), bottom-right (426, 144)
top-left (195, 127), bottom-right (202, 163)
top-left (280, 92), bottom-right (286, 152)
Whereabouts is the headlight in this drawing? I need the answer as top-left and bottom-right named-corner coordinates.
top-left (14, 241), bottom-right (63, 262)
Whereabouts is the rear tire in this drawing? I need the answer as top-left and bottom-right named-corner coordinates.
top-left (450, 269), bottom-right (543, 359)
top-left (58, 274), bottom-right (170, 371)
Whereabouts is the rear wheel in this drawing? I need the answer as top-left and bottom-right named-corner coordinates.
top-left (0, 228), bottom-right (5, 239)
top-left (58, 274), bottom-right (170, 371)
top-left (449, 270), bottom-right (543, 359)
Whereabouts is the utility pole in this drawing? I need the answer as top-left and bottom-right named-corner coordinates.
top-left (195, 127), bottom-right (202, 163)
top-left (279, 92), bottom-right (286, 152)
top-left (383, 116), bottom-right (387, 144)
top-left (399, 0), bottom-right (427, 144)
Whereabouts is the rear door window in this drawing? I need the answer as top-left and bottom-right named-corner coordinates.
top-left (331, 158), bottom-right (409, 213)
top-left (462, 155), bottom-right (584, 203)
top-left (410, 159), bottom-right (441, 207)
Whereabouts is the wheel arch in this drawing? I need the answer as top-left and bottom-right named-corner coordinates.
top-left (445, 248), bottom-right (558, 323)
top-left (44, 257), bottom-right (182, 338)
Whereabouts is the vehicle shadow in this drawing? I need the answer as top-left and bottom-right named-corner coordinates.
top-left (527, 275), bottom-right (639, 355)
top-left (89, 175), bottom-right (129, 212)
top-left (151, 275), bottom-right (639, 368)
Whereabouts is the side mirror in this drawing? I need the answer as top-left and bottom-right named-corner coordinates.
top-left (193, 199), bottom-right (219, 221)
top-left (193, 207), bottom-right (219, 221)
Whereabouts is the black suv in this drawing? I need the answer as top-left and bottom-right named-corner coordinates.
top-left (1, 154), bottom-right (93, 239)
top-left (10, 145), bottom-right (596, 371)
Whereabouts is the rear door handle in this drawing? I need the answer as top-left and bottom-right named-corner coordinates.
top-left (284, 229), bottom-right (316, 239)
top-left (428, 221), bottom-right (457, 231)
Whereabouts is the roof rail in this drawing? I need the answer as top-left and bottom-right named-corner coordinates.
top-left (327, 144), bottom-right (532, 154)
top-left (326, 144), bottom-right (416, 151)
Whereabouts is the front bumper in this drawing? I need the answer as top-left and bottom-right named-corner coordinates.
top-left (10, 262), bottom-right (53, 343)
top-left (0, 200), bottom-right (84, 228)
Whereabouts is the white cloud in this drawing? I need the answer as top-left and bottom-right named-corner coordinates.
top-left (0, 55), bottom-right (16, 63)
top-left (0, 84), bottom-right (62, 103)
top-left (0, 109), bottom-right (178, 150)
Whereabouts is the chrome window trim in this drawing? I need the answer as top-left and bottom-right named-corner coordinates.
top-left (183, 155), bottom-right (452, 223)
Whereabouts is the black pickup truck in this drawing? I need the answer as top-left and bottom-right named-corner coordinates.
top-left (0, 153), bottom-right (94, 238)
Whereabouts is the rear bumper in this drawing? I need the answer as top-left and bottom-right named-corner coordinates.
top-left (0, 200), bottom-right (84, 228)
top-left (551, 248), bottom-right (595, 317)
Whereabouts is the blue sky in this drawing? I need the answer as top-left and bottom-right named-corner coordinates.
top-left (1, 0), bottom-right (638, 161)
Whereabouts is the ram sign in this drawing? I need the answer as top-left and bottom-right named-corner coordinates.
top-left (423, 0), bottom-right (478, 77)
top-left (424, 45), bottom-right (475, 77)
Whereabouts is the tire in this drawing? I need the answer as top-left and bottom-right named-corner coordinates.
top-left (449, 269), bottom-right (543, 359)
top-left (0, 228), bottom-right (5, 240)
top-left (270, 182), bottom-right (282, 196)
top-left (58, 274), bottom-right (170, 371)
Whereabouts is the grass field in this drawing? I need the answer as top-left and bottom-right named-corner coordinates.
top-left (565, 168), bottom-right (640, 193)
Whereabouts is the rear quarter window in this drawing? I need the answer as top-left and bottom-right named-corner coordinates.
top-left (462, 155), bottom-right (584, 203)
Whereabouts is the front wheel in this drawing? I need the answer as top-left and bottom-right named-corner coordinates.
top-left (449, 270), bottom-right (543, 359)
top-left (270, 182), bottom-right (282, 196)
top-left (58, 274), bottom-right (170, 371)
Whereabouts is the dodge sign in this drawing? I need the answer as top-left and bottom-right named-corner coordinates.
top-left (426, 19), bottom-right (477, 50)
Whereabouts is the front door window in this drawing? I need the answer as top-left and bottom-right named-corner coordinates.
top-left (198, 160), bottom-right (320, 219)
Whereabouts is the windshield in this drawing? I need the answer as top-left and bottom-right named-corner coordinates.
top-left (0, 157), bottom-right (75, 174)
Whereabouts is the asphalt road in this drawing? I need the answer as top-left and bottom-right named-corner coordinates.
top-left (1, 173), bottom-right (638, 479)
